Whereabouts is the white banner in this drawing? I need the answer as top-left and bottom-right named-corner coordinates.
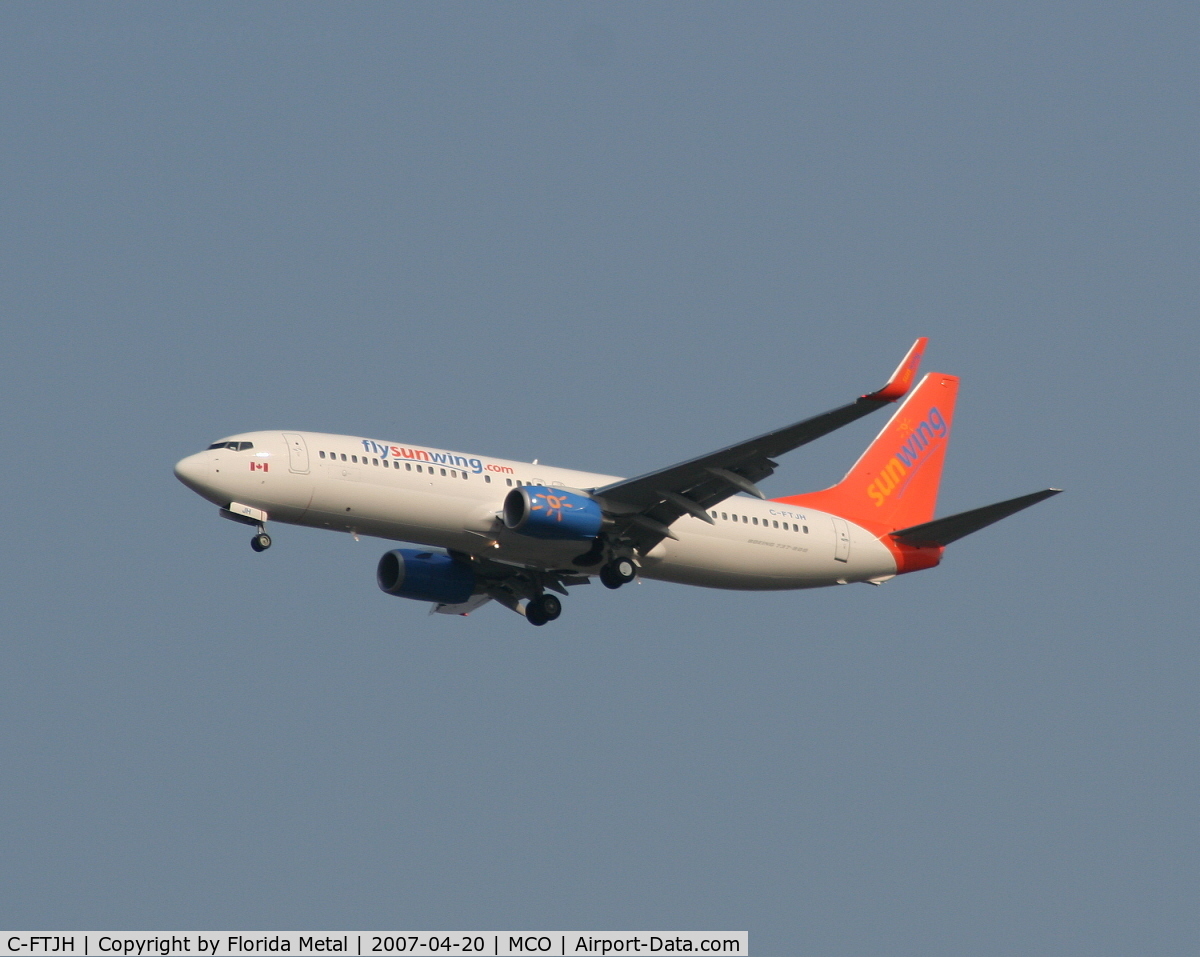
top-left (1, 935), bottom-right (748, 957)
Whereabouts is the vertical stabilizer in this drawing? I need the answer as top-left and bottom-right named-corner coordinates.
top-left (774, 373), bottom-right (959, 532)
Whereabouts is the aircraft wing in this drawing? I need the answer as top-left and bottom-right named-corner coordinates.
top-left (590, 338), bottom-right (928, 552)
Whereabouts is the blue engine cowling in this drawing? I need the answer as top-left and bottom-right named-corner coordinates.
top-left (503, 485), bottom-right (605, 541)
top-left (377, 549), bottom-right (477, 604)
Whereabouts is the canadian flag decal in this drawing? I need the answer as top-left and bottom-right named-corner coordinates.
top-left (250, 462), bottom-right (269, 472)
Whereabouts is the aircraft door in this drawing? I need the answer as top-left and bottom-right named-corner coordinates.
top-left (831, 516), bottom-right (851, 562)
top-left (283, 433), bottom-right (310, 474)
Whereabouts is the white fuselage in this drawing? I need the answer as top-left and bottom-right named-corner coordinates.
top-left (174, 430), bottom-right (899, 590)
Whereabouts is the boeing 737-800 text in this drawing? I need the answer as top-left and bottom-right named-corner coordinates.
top-left (174, 339), bottom-right (1059, 625)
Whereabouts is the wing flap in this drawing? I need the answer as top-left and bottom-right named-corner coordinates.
top-left (430, 594), bottom-right (494, 616)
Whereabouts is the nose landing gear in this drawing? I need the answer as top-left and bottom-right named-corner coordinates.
top-left (250, 526), bottom-right (272, 552)
top-left (220, 506), bottom-right (273, 552)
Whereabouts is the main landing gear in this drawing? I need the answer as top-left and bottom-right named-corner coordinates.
top-left (250, 527), bottom-right (272, 552)
top-left (524, 593), bottom-right (562, 627)
top-left (599, 557), bottom-right (637, 590)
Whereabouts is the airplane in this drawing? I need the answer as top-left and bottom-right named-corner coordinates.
top-left (174, 339), bottom-right (1060, 626)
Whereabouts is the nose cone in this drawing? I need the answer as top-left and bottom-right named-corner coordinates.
top-left (174, 452), bottom-right (211, 494)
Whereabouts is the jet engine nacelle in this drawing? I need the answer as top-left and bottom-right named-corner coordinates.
top-left (377, 549), bottom-right (477, 604)
top-left (503, 485), bottom-right (604, 541)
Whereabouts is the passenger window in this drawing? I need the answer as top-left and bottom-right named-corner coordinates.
top-left (406, 463), bottom-right (412, 471)
top-left (803, 525), bottom-right (808, 533)
top-left (352, 455), bottom-right (358, 463)
top-left (752, 517), bottom-right (758, 525)
top-left (772, 520), bottom-right (778, 528)
top-left (721, 513), bottom-right (727, 520)
top-left (440, 468), bottom-right (446, 476)
top-left (319, 451), bottom-right (325, 459)
top-left (417, 465), bottom-right (423, 473)
top-left (485, 475), bottom-right (491, 483)
top-left (743, 515), bottom-right (748, 523)
top-left (507, 479), bottom-right (513, 486)
top-left (338, 454), bottom-right (344, 461)
top-left (373, 458), bottom-right (378, 466)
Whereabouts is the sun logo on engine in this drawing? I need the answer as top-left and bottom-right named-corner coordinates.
top-left (532, 493), bottom-right (573, 522)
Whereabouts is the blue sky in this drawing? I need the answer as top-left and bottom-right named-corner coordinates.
top-left (0, 4), bottom-right (1195, 953)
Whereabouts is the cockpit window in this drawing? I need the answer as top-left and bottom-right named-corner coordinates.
top-left (207, 441), bottom-right (254, 451)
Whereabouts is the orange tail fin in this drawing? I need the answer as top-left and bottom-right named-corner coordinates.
top-left (774, 373), bottom-right (959, 532)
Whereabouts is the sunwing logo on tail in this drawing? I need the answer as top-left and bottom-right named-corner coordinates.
top-left (867, 406), bottom-right (948, 507)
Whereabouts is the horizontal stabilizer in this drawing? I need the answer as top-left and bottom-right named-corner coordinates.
top-left (890, 488), bottom-right (1062, 547)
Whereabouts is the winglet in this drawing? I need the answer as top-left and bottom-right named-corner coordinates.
top-left (862, 337), bottom-right (928, 402)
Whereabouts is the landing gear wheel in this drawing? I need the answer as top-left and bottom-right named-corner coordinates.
top-left (539, 594), bottom-right (562, 621)
top-left (612, 557), bottom-right (637, 582)
top-left (251, 532), bottom-right (272, 552)
top-left (601, 557), bottom-right (636, 588)
top-left (525, 594), bottom-right (561, 626)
